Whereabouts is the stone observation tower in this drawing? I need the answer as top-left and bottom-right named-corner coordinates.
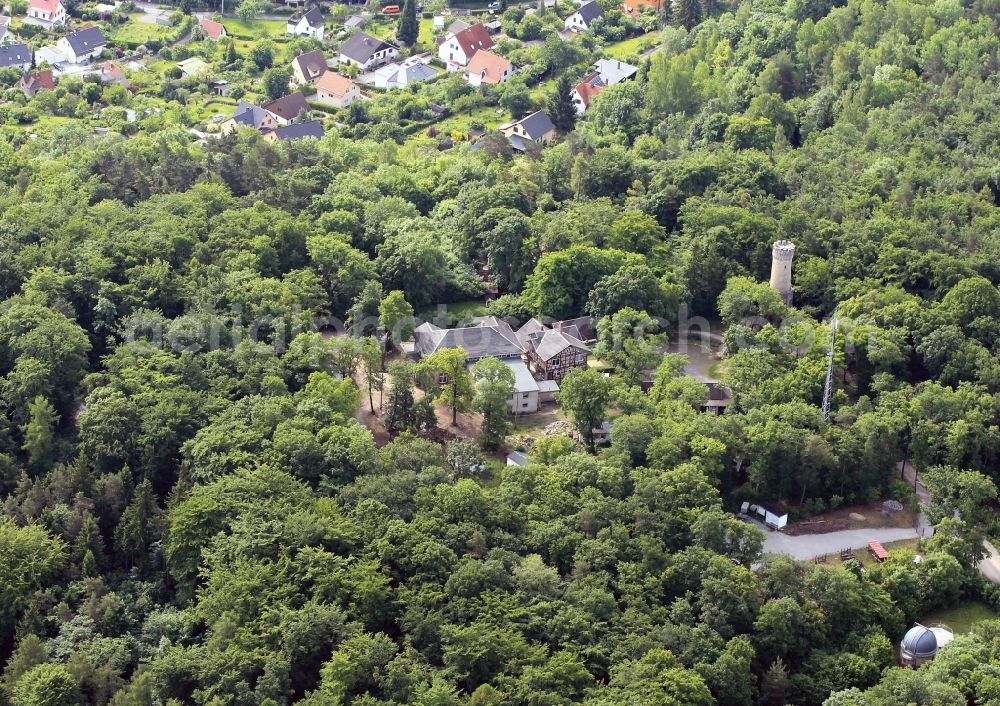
top-left (769, 240), bottom-right (795, 306)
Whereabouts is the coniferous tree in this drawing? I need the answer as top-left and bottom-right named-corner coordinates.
top-left (397, 0), bottom-right (419, 46)
top-left (384, 361), bottom-right (417, 433)
top-left (549, 73), bottom-right (578, 133)
top-left (674, 0), bottom-right (702, 29)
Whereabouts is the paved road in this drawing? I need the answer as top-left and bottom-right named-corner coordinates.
top-left (763, 526), bottom-right (923, 561)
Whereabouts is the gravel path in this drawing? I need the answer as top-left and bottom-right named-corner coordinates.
top-left (763, 526), bottom-right (922, 561)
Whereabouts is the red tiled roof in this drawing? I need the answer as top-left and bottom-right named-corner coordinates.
top-left (199, 17), bottom-right (226, 39)
top-left (316, 71), bottom-right (354, 97)
top-left (465, 49), bottom-right (510, 84)
top-left (22, 69), bottom-right (55, 92)
top-left (452, 23), bottom-right (493, 56)
top-left (574, 71), bottom-right (604, 109)
top-left (28, 0), bottom-right (61, 16)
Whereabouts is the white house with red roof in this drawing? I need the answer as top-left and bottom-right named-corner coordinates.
top-left (315, 71), bottom-right (361, 108)
top-left (198, 17), bottom-right (226, 40)
top-left (25, 0), bottom-right (66, 27)
top-left (464, 50), bottom-right (512, 87)
top-left (438, 22), bottom-right (493, 71)
top-left (571, 71), bottom-right (605, 115)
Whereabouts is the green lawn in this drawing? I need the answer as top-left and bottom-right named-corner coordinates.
top-left (418, 16), bottom-right (435, 46)
top-left (417, 299), bottom-right (488, 324)
top-left (921, 602), bottom-right (999, 634)
top-left (223, 17), bottom-right (288, 38)
top-left (604, 31), bottom-right (657, 60)
top-left (110, 21), bottom-right (176, 44)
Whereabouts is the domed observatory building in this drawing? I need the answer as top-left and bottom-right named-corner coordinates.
top-left (900, 624), bottom-right (954, 667)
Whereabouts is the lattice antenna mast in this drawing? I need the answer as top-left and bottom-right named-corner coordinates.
top-left (822, 310), bottom-right (838, 422)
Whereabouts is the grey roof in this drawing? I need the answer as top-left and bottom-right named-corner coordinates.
top-left (300, 6), bottom-right (324, 26)
top-left (517, 110), bottom-right (555, 140)
top-left (556, 315), bottom-right (596, 341)
top-left (344, 14), bottom-right (366, 28)
top-left (502, 359), bottom-right (540, 394)
top-left (340, 31), bottom-right (397, 63)
top-left (293, 49), bottom-right (327, 79)
top-left (507, 450), bottom-right (528, 466)
top-left (574, 0), bottom-right (603, 23)
top-left (901, 626), bottom-right (938, 657)
top-left (446, 19), bottom-right (470, 34)
top-left (528, 329), bottom-right (589, 362)
top-left (63, 26), bottom-right (107, 55)
top-left (263, 91), bottom-right (310, 121)
top-left (537, 379), bottom-right (560, 393)
top-left (594, 58), bottom-right (638, 85)
top-left (0, 42), bottom-right (30, 68)
top-left (231, 100), bottom-right (270, 128)
top-left (507, 133), bottom-right (530, 152)
top-left (515, 317), bottom-right (547, 347)
top-left (413, 320), bottom-right (524, 360)
top-left (267, 120), bottom-right (324, 140)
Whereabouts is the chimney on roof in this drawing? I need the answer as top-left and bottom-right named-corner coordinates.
top-left (617, 60), bottom-right (621, 68)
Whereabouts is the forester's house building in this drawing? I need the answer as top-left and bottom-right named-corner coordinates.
top-left (409, 316), bottom-right (593, 413)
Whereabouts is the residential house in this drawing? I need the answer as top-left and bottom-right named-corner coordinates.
top-left (290, 49), bottom-right (327, 86)
top-left (367, 55), bottom-right (437, 89)
top-left (315, 70), bottom-right (361, 108)
top-left (623, 0), bottom-right (663, 14)
top-left (564, 0), bottom-right (602, 31)
top-left (220, 100), bottom-right (277, 134)
top-left (571, 71), bottom-right (604, 115)
top-left (198, 17), bottom-right (226, 40)
top-left (593, 58), bottom-right (638, 84)
top-left (339, 31), bottom-right (398, 70)
top-left (0, 43), bottom-right (31, 72)
top-left (498, 110), bottom-right (556, 151)
top-left (261, 120), bottom-right (325, 142)
top-left (25, 0), bottom-right (65, 27)
top-left (176, 56), bottom-right (208, 77)
top-left (263, 91), bottom-right (310, 125)
top-left (20, 69), bottom-right (55, 96)
top-left (522, 322), bottom-right (591, 382)
top-left (98, 60), bottom-right (128, 87)
top-left (286, 7), bottom-right (324, 40)
top-left (58, 26), bottom-right (107, 63)
top-left (0, 15), bottom-right (11, 43)
top-left (464, 49), bottom-right (512, 86)
top-left (438, 22), bottom-right (493, 70)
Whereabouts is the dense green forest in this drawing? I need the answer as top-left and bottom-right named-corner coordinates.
top-left (3, 0), bottom-right (1000, 701)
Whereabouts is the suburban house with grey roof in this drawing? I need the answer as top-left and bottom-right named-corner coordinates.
top-left (499, 110), bottom-right (557, 151)
top-left (564, 0), bottom-right (603, 31)
top-left (287, 6), bottom-right (324, 40)
top-left (290, 49), bottom-right (328, 86)
top-left (220, 100), bottom-right (278, 134)
top-left (0, 43), bottom-right (32, 72)
top-left (593, 58), bottom-right (638, 85)
top-left (263, 91), bottom-right (310, 125)
top-left (339, 31), bottom-right (398, 70)
top-left (57, 25), bottom-right (106, 63)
